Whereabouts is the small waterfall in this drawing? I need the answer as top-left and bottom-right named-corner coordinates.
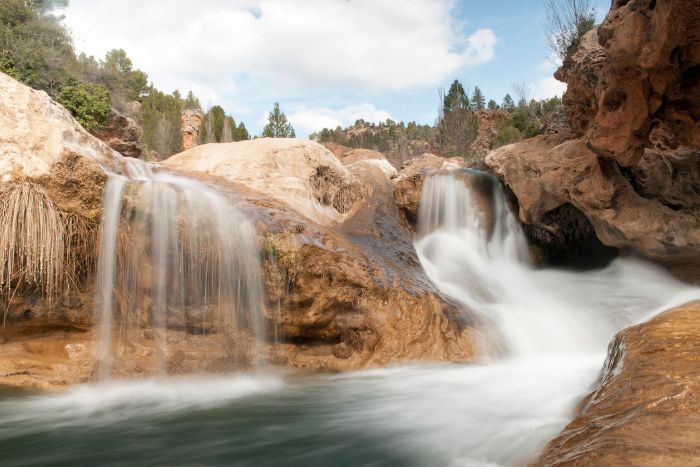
top-left (95, 159), bottom-right (264, 378)
top-left (416, 170), bottom-right (700, 357)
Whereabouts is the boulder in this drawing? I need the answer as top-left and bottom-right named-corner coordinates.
top-left (486, 135), bottom-right (700, 276)
top-left (535, 301), bottom-right (700, 466)
top-left (164, 140), bottom-right (476, 369)
top-left (93, 107), bottom-right (143, 159)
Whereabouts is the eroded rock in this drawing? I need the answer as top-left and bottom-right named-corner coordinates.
top-left (535, 301), bottom-right (700, 466)
top-left (93, 107), bottom-right (143, 159)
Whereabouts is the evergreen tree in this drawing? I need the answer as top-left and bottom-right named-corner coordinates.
top-left (443, 79), bottom-right (469, 113)
top-left (471, 86), bottom-right (486, 110)
top-left (487, 99), bottom-right (498, 110)
top-left (262, 102), bottom-right (295, 138)
top-left (502, 94), bottom-right (516, 111)
top-left (183, 90), bottom-right (201, 110)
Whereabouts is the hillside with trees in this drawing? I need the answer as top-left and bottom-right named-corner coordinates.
top-left (311, 79), bottom-right (564, 169)
top-left (0, 0), bottom-right (250, 159)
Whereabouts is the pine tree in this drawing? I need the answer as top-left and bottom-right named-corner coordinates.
top-left (471, 86), bottom-right (486, 110)
top-left (502, 94), bottom-right (516, 111)
top-left (487, 99), bottom-right (498, 110)
top-left (183, 90), bottom-right (201, 110)
top-left (443, 80), bottom-right (469, 113)
top-left (262, 102), bottom-right (295, 138)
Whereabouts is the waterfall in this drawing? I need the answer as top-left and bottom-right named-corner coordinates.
top-left (95, 159), bottom-right (264, 378)
top-left (415, 170), bottom-right (700, 357)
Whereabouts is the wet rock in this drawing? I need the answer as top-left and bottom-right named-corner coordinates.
top-left (164, 140), bottom-right (476, 369)
top-left (535, 301), bottom-right (700, 466)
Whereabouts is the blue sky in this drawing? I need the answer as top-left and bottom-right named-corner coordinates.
top-left (62, 0), bottom-right (609, 137)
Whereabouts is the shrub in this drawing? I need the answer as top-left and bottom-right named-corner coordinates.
top-left (55, 77), bottom-right (111, 131)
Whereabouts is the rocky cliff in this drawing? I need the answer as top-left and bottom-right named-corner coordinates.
top-left (487, 0), bottom-right (700, 279)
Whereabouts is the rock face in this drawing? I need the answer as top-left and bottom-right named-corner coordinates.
top-left (165, 140), bottom-right (475, 369)
top-left (181, 109), bottom-right (203, 150)
top-left (93, 108), bottom-right (143, 159)
top-left (536, 301), bottom-right (700, 466)
top-left (487, 1), bottom-right (700, 278)
top-left (393, 153), bottom-right (465, 228)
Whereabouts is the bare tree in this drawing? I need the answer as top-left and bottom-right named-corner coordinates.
top-left (512, 81), bottom-right (533, 111)
top-left (222, 118), bottom-right (233, 143)
top-left (544, 0), bottom-right (596, 62)
top-left (203, 110), bottom-right (216, 143)
top-left (154, 113), bottom-right (176, 159)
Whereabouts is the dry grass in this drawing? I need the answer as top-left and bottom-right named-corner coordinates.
top-left (0, 180), bottom-right (97, 327)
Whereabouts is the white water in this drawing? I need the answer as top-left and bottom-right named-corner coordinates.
top-left (95, 159), bottom-right (265, 377)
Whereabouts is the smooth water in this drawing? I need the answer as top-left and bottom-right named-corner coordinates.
top-left (0, 170), bottom-right (698, 466)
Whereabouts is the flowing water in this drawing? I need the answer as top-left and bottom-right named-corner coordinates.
top-left (0, 170), bottom-right (698, 466)
top-left (95, 159), bottom-right (264, 377)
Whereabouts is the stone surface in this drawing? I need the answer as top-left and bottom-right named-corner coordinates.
top-left (491, 0), bottom-right (700, 277)
top-left (535, 301), bottom-right (700, 466)
top-left (93, 107), bottom-right (143, 159)
top-left (0, 72), bottom-right (124, 218)
top-left (165, 140), bottom-right (476, 369)
top-left (181, 108), bottom-right (203, 150)
top-left (486, 134), bottom-right (700, 276)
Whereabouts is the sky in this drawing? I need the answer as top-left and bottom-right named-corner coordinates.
top-left (60, 0), bottom-right (609, 137)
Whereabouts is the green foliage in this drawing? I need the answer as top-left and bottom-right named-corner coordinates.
top-left (0, 0), bottom-right (74, 93)
top-left (140, 87), bottom-right (183, 158)
top-left (55, 77), bottom-right (111, 131)
top-left (487, 99), bottom-right (498, 110)
top-left (183, 90), bottom-right (201, 110)
top-left (199, 105), bottom-right (249, 143)
top-left (443, 79), bottom-right (469, 113)
top-left (262, 102), bottom-right (295, 138)
top-left (502, 94), bottom-right (515, 111)
top-left (471, 86), bottom-right (486, 110)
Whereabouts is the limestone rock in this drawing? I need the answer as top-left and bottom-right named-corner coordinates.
top-left (164, 140), bottom-right (475, 369)
top-left (535, 301), bottom-right (700, 466)
top-left (181, 108), bottom-right (203, 150)
top-left (486, 135), bottom-right (700, 276)
top-left (93, 107), bottom-right (143, 159)
top-left (0, 71), bottom-right (123, 217)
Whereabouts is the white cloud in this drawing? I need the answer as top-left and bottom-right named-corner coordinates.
top-left (533, 76), bottom-right (567, 99)
top-left (62, 0), bottom-right (497, 95)
top-left (288, 103), bottom-right (392, 135)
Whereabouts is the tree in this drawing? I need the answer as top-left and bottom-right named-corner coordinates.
top-left (487, 99), bottom-right (498, 110)
top-left (140, 87), bottom-right (183, 158)
top-left (544, 0), bottom-right (596, 62)
top-left (471, 86), bottom-right (486, 110)
top-left (443, 80), bottom-right (469, 113)
top-left (262, 102), bottom-right (295, 138)
top-left (183, 90), bottom-right (201, 110)
top-left (55, 77), bottom-right (111, 132)
top-left (437, 80), bottom-right (479, 158)
top-left (502, 94), bottom-right (516, 111)
top-left (233, 122), bottom-right (249, 141)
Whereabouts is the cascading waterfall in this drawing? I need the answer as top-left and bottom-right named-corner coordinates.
top-left (416, 170), bottom-right (700, 358)
top-left (95, 159), bottom-right (264, 378)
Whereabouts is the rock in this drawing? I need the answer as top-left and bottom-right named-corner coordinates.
top-left (92, 107), bottom-right (143, 159)
top-left (181, 109), bottom-right (203, 150)
top-left (164, 138), bottom-right (359, 226)
top-left (164, 140), bottom-right (476, 369)
top-left (393, 153), bottom-right (465, 228)
top-left (554, 28), bottom-right (606, 138)
top-left (535, 301), bottom-right (700, 466)
top-left (486, 134), bottom-right (700, 276)
top-left (471, 109), bottom-right (511, 162)
top-left (490, 0), bottom-right (700, 278)
top-left (0, 72), bottom-right (122, 216)
top-left (556, 1), bottom-right (700, 166)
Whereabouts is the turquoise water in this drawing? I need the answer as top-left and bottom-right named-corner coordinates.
top-left (0, 358), bottom-right (599, 467)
